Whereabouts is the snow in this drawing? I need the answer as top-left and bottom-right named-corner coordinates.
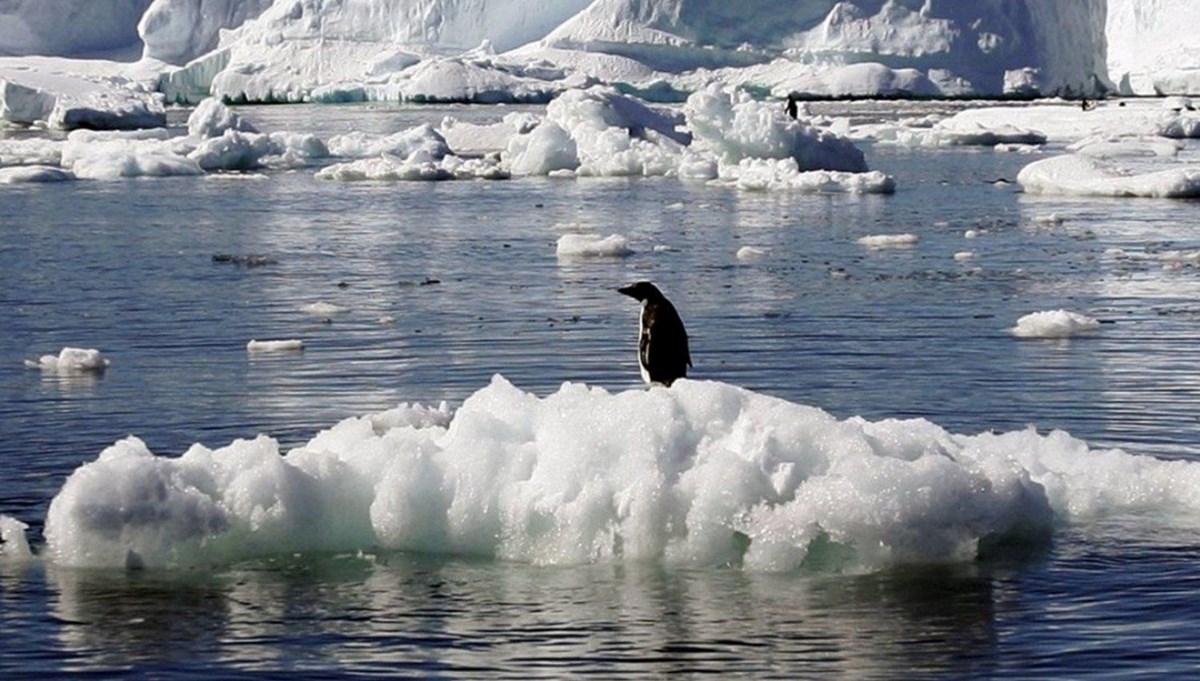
top-left (25, 347), bottom-right (111, 373)
top-left (27, 375), bottom-right (1200, 571)
top-left (556, 233), bottom-right (633, 258)
top-left (1011, 311), bottom-right (1101, 339)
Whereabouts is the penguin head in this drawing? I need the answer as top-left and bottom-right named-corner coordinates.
top-left (617, 281), bottom-right (664, 302)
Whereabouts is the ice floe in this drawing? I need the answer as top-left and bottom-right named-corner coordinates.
top-left (19, 375), bottom-right (1200, 572)
top-left (1011, 311), bottom-right (1101, 339)
top-left (24, 347), bottom-right (111, 373)
top-left (247, 339), bottom-right (305, 353)
top-left (556, 233), bottom-right (633, 259)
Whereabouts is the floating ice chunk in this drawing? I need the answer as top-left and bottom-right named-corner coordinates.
top-left (736, 246), bottom-right (769, 262)
top-left (684, 85), bottom-right (868, 172)
top-left (556, 234), bottom-right (633, 258)
top-left (546, 86), bottom-right (690, 147)
top-left (0, 138), bottom-right (63, 166)
top-left (857, 233), bottom-right (919, 249)
top-left (954, 251), bottom-right (976, 261)
top-left (1033, 213), bottom-right (1065, 226)
top-left (1070, 135), bottom-right (1181, 159)
top-left (315, 155), bottom-right (462, 182)
top-left (1157, 110), bottom-right (1200, 139)
top-left (247, 339), bottom-right (305, 353)
top-left (504, 86), bottom-right (691, 178)
top-left (504, 121), bottom-right (579, 176)
top-left (0, 515), bottom-right (32, 562)
top-left (187, 97), bottom-right (259, 138)
top-left (188, 129), bottom-right (276, 171)
top-left (721, 157), bottom-right (895, 193)
top-left (0, 165), bottom-right (74, 183)
top-left (25, 347), bottom-right (110, 373)
top-left (62, 131), bottom-right (203, 180)
top-left (964, 229), bottom-right (981, 239)
top-left (0, 67), bottom-right (166, 130)
top-left (440, 112), bottom-right (538, 155)
top-left (1011, 310), bottom-right (1100, 339)
top-left (41, 375), bottom-right (1200, 571)
top-left (1018, 154), bottom-right (1200, 199)
top-left (327, 124), bottom-right (450, 161)
top-left (931, 119), bottom-right (1047, 147)
top-left (302, 302), bottom-right (347, 315)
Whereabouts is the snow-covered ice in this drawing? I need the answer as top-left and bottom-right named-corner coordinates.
top-left (1011, 311), bottom-right (1101, 339)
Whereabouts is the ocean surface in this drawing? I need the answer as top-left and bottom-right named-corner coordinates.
top-left (3, 101), bottom-right (1200, 677)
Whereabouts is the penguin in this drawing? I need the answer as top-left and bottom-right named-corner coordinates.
top-left (617, 281), bottom-right (691, 386)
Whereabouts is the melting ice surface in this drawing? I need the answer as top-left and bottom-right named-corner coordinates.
top-left (13, 374), bottom-right (1197, 573)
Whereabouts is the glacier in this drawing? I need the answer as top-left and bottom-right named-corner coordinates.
top-left (0, 0), bottom-right (1196, 123)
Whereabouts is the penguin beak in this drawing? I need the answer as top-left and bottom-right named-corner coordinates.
top-left (617, 284), bottom-right (637, 298)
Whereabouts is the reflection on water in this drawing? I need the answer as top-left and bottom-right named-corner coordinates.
top-left (38, 554), bottom-right (1008, 678)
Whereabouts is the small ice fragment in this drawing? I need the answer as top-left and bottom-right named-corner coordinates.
top-left (0, 515), bottom-right (33, 562)
top-left (857, 233), bottom-right (919, 249)
top-left (247, 339), bottom-right (305, 353)
top-left (25, 347), bottom-right (109, 373)
top-left (1033, 213), bottom-right (1065, 226)
top-left (964, 229), bottom-right (981, 239)
top-left (954, 251), bottom-right (976, 261)
top-left (302, 302), bottom-right (347, 315)
top-left (1011, 310), bottom-right (1100, 339)
top-left (555, 234), bottom-right (633, 258)
top-left (736, 246), bottom-right (769, 261)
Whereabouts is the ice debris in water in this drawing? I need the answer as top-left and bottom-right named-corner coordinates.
top-left (32, 375), bottom-right (1200, 573)
top-left (857, 233), bottom-right (919, 249)
top-left (247, 339), bottom-right (305, 353)
top-left (25, 347), bottom-right (110, 373)
top-left (1011, 310), bottom-right (1101, 339)
top-left (736, 246), bottom-right (769, 262)
top-left (0, 515), bottom-right (33, 562)
top-left (301, 302), bottom-right (348, 315)
top-left (555, 234), bottom-right (633, 259)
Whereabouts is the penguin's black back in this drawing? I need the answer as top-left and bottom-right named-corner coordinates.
top-left (640, 296), bottom-right (691, 386)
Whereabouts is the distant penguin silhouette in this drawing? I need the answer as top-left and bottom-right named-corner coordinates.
top-left (617, 281), bottom-right (691, 386)
top-left (785, 93), bottom-right (799, 119)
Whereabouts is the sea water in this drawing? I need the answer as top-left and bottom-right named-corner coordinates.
top-left (2, 103), bottom-right (1200, 677)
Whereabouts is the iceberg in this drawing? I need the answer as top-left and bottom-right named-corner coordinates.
top-left (2, 0), bottom-right (1199, 105)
